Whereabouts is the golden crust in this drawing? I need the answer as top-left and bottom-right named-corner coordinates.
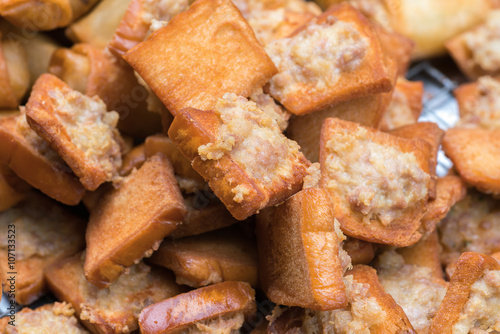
top-left (266, 3), bottom-right (393, 115)
top-left (443, 127), bottom-right (500, 195)
top-left (150, 226), bottom-right (259, 288)
top-left (0, 35), bottom-right (29, 109)
top-left (374, 23), bottom-right (414, 76)
top-left (0, 194), bottom-right (85, 305)
top-left (26, 74), bottom-right (123, 191)
top-left (429, 252), bottom-right (500, 333)
top-left (123, 0), bottom-right (277, 116)
top-left (343, 237), bottom-right (375, 265)
top-left (0, 163), bottom-right (29, 212)
top-left (45, 254), bottom-right (185, 334)
top-left (119, 143), bottom-right (146, 176)
top-left (320, 118), bottom-right (431, 247)
top-left (139, 281), bottom-right (256, 334)
top-left (168, 102), bottom-right (310, 221)
top-left (0, 114), bottom-right (85, 205)
top-left (257, 188), bottom-right (348, 311)
top-left (84, 154), bottom-right (186, 288)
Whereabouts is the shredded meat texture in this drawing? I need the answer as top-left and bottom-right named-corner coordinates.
top-left (324, 128), bottom-right (429, 226)
top-left (439, 191), bottom-right (500, 266)
top-left (141, 0), bottom-right (193, 36)
top-left (452, 270), bottom-right (500, 333)
top-left (376, 250), bottom-right (446, 334)
top-left (198, 93), bottom-right (302, 203)
top-left (303, 163), bottom-right (321, 189)
top-left (459, 76), bottom-right (500, 130)
top-left (187, 313), bottom-right (245, 334)
top-left (464, 10), bottom-right (500, 72)
top-left (266, 16), bottom-right (368, 100)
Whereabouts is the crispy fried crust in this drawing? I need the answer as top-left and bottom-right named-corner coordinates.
top-left (150, 226), bottom-right (259, 288)
top-left (320, 118), bottom-right (431, 247)
top-left (429, 252), bottom-right (500, 333)
top-left (266, 3), bottom-right (393, 115)
top-left (443, 127), bottom-right (500, 195)
top-left (0, 35), bottom-right (27, 108)
top-left (0, 164), bottom-right (28, 212)
top-left (343, 237), bottom-right (375, 265)
top-left (374, 23), bottom-right (414, 76)
top-left (85, 153), bottom-right (186, 288)
top-left (390, 122), bottom-right (444, 200)
top-left (45, 254), bottom-right (185, 334)
top-left (257, 188), bottom-right (348, 311)
top-left (119, 143), bottom-right (146, 176)
top-left (139, 281), bottom-right (256, 334)
top-left (124, 0), bottom-right (277, 116)
top-left (0, 114), bottom-right (85, 205)
top-left (168, 106), bottom-right (310, 220)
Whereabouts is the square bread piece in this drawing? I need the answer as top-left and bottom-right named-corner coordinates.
top-left (168, 94), bottom-right (310, 220)
top-left (25, 73), bottom-right (123, 191)
top-left (45, 254), bottom-right (185, 334)
top-left (0, 35), bottom-right (29, 109)
top-left (123, 0), bottom-right (277, 116)
top-left (267, 265), bottom-right (415, 333)
top-left (256, 188), bottom-right (348, 311)
top-left (0, 302), bottom-right (91, 334)
top-left (265, 3), bottom-right (393, 116)
top-left (85, 153), bottom-right (186, 288)
top-left (320, 118), bottom-right (431, 247)
top-left (149, 225), bottom-right (258, 288)
top-left (139, 281), bottom-right (256, 334)
top-left (0, 194), bottom-right (85, 305)
top-left (429, 252), bottom-right (500, 333)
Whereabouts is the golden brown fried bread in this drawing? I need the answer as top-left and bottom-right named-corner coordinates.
top-left (265, 3), bottom-right (393, 116)
top-left (374, 23), bottom-right (414, 76)
top-left (124, 0), bottom-right (277, 116)
top-left (119, 143), bottom-right (146, 176)
top-left (149, 226), bottom-right (258, 288)
top-left (380, 78), bottom-right (423, 132)
top-left (168, 94), bottom-right (310, 220)
top-left (257, 188), bottom-right (348, 311)
top-left (390, 122), bottom-right (444, 200)
top-left (139, 281), bottom-right (257, 334)
top-left (0, 194), bottom-right (85, 305)
top-left (45, 254), bottom-right (185, 334)
top-left (0, 0), bottom-right (100, 30)
top-left (454, 76), bottom-right (500, 130)
top-left (85, 153), bottom-right (186, 288)
top-left (439, 190), bottom-right (500, 267)
top-left (429, 252), bottom-right (500, 333)
top-left (0, 163), bottom-right (29, 212)
top-left (25, 73), bottom-right (123, 191)
top-left (442, 127), bottom-right (500, 195)
top-left (0, 112), bottom-right (85, 205)
top-left (420, 175), bottom-right (467, 234)
top-left (0, 302), bottom-right (91, 334)
top-left (49, 43), bottom-right (162, 138)
top-left (320, 118), bottom-right (431, 247)
top-left (446, 10), bottom-right (500, 80)
top-left (375, 248), bottom-right (447, 333)
top-left (0, 33), bottom-right (29, 109)
top-left (66, 0), bottom-right (132, 49)
top-left (342, 237), bottom-right (375, 265)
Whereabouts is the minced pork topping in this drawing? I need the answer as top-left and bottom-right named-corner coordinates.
top-left (464, 10), bottom-right (500, 72)
top-left (324, 127), bottom-right (429, 226)
top-left (189, 313), bottom-right (245, 334)
top-left (460, 76), bottom-right (500, 130)
top-left (141, 0), bottom-right (192, 35)
top-left (266, 16), bottom-right (368, 100)
top-left (198, 93), bottom-right (302, 203)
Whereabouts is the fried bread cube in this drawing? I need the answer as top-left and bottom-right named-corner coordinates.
top-left (45, 254), bottom-right (185, 334)
top-left (265, 3), bottom-right (393, 115)
top-left (438, 190), bottom-right (500, 268)
top-left (0, 302), bottom-right (91, 334)
top-left (0, 194), bottom-right (85, 305)
top-left (168, 94), bottom-right (310, 220)
top-left (268, 265), bottom-right (415, 333)
top-left (320, 118), bottom-right (431, 247)
top-left (0, 33), bottom-right (29, 109)
top-left (25, 74), bottom-right (123, 191)
top-left (139, 281), bottom-right (256, 334)
top-left (0, 163), bottom-right (29, 212)
top-left (429, 252), bottom-right (500, 333)
top-left (0, 112), bottom-right (85, 205)
top-left (256, 188), bottom-right (349, 310)
top-left (0, 0), bottom-right (100, 30)
top-left (442, 127), bottom-right (500, 195)
top-left (446, 10), bottom-right (500, 80)
top-left (119, 143), bottom-right (146, 176)
top-left (380, 78), bottom-right (423, 132)
top-left (150, 226), bottom-right (258, 288)
top-left (454, 76), bottom-right (500, 130)
top-left (124, 0), bottom-right (277, 116)
top-left (375, 248), bottom-right (447, 334)
top-left (85, 153), bottom-right (186, 288)
top-left (373, 22), bottom-right (414, 76)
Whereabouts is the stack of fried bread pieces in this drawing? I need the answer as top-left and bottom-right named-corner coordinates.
top-left (1, 0), bottom-right (500, 333)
